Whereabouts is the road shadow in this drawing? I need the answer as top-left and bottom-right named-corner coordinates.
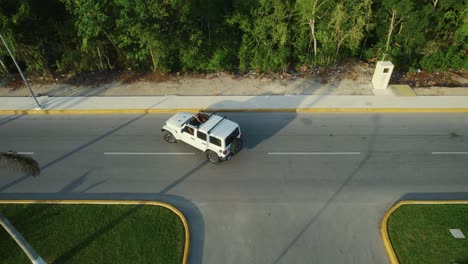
top-left (1, 107), bottom-right (211, 263)
top-left (271, 114), bottom-right (381, 264)
top-left (206, 95), bottom-right (303, 150)
top-left (398, 192), bottom-right (468, 201)
top-left (1, 82), bottom-right (348, 263)
top-left (11, 81), bottom-right (121, 111)
top-left (0, 114), bottom-right (23, 127)
top-left (0, 158), bottom-right (208, 264)
top-left (0, 95), bottom-right (178, 192)
top-left (0, 114), bottom-right (145, 193)
top-left (205, 80), bottom-right (349, 151)
top-left (41, 87), bottom-right (109, 110)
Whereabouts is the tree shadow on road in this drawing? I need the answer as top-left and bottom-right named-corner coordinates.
top-left (0, 156), bottom-right (207, 263)
top-left (398, 192), bottom-right (468, 201)
top-left (0, 114), bottom-right (23, 128)
top-left (0, 114), bottom-right (145, 192)
top-left (0, 108), bottom-right (211, 263)
top-left (207, 95), bottom-right (303, 151)
top-left (0, 98), bottom-right (172, 192)
top-left (1, 86), bottom-right (347, 263)
top-left (271, 114), bottom-right (381, 264)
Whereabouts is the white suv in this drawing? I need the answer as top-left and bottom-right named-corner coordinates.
top-left (162, 112), bottom-right (243, 164)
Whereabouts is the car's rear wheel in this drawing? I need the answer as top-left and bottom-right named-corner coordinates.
top-left (230, 138), bottom-right (243, 154)
top-left (206, 150), bottom-right (220, 164)
top-left (164, 132), bottom-right (177, 143)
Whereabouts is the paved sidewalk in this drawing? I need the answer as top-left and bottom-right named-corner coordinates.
top-left (1, 76), bottom-right (468, 112)
top-left (1, 94), bottom-right (468, 113)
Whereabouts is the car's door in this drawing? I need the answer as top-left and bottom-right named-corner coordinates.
top-left (181, 126), bottom-right (207, 151)
top-left (195, 131), bottom-right (208, 151)
top-left (180, 125), bottom-right (196, 145)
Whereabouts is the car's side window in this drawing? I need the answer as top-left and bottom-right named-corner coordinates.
top-left (209, 136), bottom-right (221, 147)
top-left (225, 127), bottom-right (240, 146)
top-left (183, 126), bottom-right (194, 135)
top-left (197, 131), bottom-right (207, 141)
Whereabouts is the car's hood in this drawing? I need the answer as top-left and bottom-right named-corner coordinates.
top-left (166, 112), bottom-right (192, 128)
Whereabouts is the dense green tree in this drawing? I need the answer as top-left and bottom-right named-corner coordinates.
top-left (113, 0), bottom-right (193, 71)
top-left (1, 0), bottom-right (466, 74)
top-left (1, 0), bottom-right (71, 74)
top-left (419, 0), bottom-right (467, 70)
top-left (179, 0), bottom-right (240, 71)
top-left (61, 0), bottom-right (122, 71)
top-left (294, 0), bottom-right (334, 65)
top-left (229, 0), bottom-right (295, 72)
top-left (320, 0), bottom-right (372, 63)
top-left (365, 0), bottom-right (427, 67)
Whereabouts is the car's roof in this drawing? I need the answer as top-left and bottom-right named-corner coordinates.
top-left (198, 114), bottom-right (239, 139)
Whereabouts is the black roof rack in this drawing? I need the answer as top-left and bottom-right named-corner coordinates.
top-left (181, 116), bottom-right (194, 126)
top-left (207, 116), bottom-right (226, 134)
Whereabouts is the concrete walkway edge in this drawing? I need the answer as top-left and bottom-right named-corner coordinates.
top-left (1, 95), bottom-right (468, 113)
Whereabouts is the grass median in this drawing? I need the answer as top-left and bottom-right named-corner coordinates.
top-left (387, 204), bottom-right (468, 264)
top-left (0, 203), bottom-right (185, 264)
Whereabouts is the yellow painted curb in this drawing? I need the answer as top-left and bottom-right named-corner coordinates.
top-left (0, 199), bottom-right (190, 264)
top-left (296, 108), bottom-right (468, 113)
top-left (1, 108), bottom-right (468, 115)
top-left (381, 200), bottom-right (468, 264)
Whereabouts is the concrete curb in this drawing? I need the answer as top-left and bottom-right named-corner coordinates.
top-left (2, 108), bottom-right (468, 115)
top-left (381, 200), bottom-right (468, 264)
top-left (0, 199), bottom-right (190, 264)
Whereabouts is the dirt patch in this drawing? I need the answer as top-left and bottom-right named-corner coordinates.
top-left (1, 60), bottom-right (466, 95)
top-left (393, 69), bottom-right (467, 87)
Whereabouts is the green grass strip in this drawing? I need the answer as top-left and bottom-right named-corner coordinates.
top-left (0, 203), bottom-right (185, 264)
top-left (388, 204), bottom-right (468, 264)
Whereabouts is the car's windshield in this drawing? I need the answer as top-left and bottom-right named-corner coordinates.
top-left (225, 127), bottom-right (239, 146)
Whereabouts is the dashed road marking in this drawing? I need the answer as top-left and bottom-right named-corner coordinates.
top-left (104, 152), bottom-right (195, 155)
top-left (268, 152), bottom-right (361, 155)
top-left (18, 152), bottom-right (34, 155)
top-left (432, 152), bottom-right (468, 155)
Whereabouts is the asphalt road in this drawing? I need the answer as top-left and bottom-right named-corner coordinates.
top-left (1, 113), bottom-right (468, 264)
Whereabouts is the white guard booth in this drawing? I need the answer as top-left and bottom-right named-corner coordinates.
top-left (372, 61), bottom-right (394, 90)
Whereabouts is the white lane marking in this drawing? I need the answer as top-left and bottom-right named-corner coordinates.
top-left (104, 152), bottom-right (195, 155)
top-left (268, 152), bottom-right (361, 155)
top-left (432, 152), bottom-right (468, 155)
top-left (18, 152), bottom-right (34, 155)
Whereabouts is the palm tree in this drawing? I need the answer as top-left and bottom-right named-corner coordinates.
top-left (0, 151), bottom-right (40, 176)
top-left (0, 151), bottom-right (45, 264)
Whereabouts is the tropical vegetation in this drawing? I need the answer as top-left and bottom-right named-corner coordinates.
top-left (0, 0), bottom-right (466, 75)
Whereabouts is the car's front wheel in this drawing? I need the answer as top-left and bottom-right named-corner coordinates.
top-left (164, 132), bottom-right (177, 143)
top-left (206, 150), bottom-right (220, 164)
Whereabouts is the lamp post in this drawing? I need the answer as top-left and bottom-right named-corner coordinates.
top-left (0, 32), bottom-right (41, 109)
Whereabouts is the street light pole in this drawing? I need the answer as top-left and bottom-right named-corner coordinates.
top-left (0, 32), bottom-right (41, 109)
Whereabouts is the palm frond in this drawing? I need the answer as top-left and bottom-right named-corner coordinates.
top-left (0, 151), bottom-right (40, 177)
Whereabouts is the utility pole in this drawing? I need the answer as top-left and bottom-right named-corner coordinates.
top-left (0, 32), bottom-right (41, 109)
